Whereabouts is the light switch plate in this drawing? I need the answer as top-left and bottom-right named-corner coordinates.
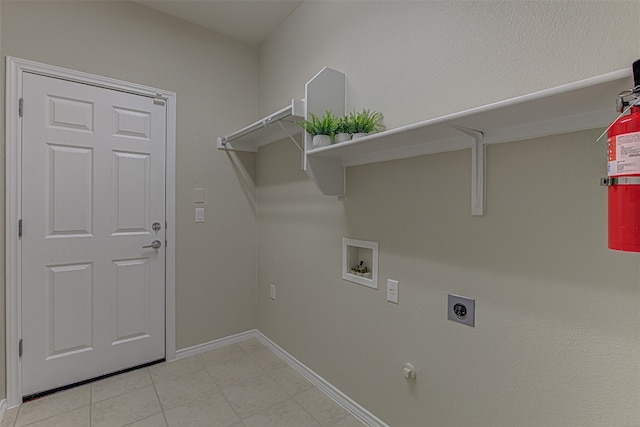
top-left (447, 294), bottom-right (475, 327)
top-left (387, 279), bottom-right (399, 304)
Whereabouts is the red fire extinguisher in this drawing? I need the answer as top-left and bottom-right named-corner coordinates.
top-left (602, 59), bottom-right (640, 251)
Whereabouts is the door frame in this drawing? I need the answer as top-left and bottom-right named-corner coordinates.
top-left (5, 57), bottom-right (177, 407)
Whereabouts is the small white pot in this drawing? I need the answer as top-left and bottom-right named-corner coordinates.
top-left (334, 133), bottom-right (352, 143)
top-left (351, 132), bottom-right (369, 140)
top-left (312, 134), bottom-right (332, 148)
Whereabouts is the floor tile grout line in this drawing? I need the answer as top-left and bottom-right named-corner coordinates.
top-left (16, 404), bottom-right (90, 427)
top-left (235, 339), bottom-right (326, 425)
top-left (291, 391), bottom-right (331, 427)
top-left (14, 385), bottom-right (92, 427)
top-left (146, 368), bottom-right (170, 427)
top-left (327, 413), bottom-right (359, 427)
top-left (250, 343), bottom-right (334, 427)
top-left (196, 349), bottom-right (246, 425)
top-left (202, 342), bottom-right (295, 422)
top-left (236, 391), bottom-right (290, 422)
top-left (91, 369), bottom-right (159, 427)
top-left (12, 403), bottom-right (23, 427)
top-left (233, 342), bottom-right (292, 419)
top-left (257, 338), bottom-right (364, 426)
top-left (10, 339), bottom-right (363, 427)
top-left (145, 362), bottom-right (169, 427)
top-left (255, 334), bottom-right (372, 425)
top-left (263, 360), bottom-right (325, 425)
top-left (9, 407), bottom-right (18, 427)
top-left (90, 368), bottom-right (153, 405)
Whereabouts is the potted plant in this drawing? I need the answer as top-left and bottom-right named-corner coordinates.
top-left (334, 116), bottom-right (352, 143)
top-left (348, 109), bottom-right (384, 139)
top-left (299, 110), bottom-right (339, 148)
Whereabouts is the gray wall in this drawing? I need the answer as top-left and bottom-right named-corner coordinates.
top-left (256, 1), bottom-right (640, 425)
top-left (1, 0), bottom-right (260, 398)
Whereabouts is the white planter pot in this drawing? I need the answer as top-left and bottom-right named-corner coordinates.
top-left (312, 134), bottom-right (332, 148)
top-left (334, 133), bottom-right (352, 144)
top-left (352, 132), bottom-right (369, 140)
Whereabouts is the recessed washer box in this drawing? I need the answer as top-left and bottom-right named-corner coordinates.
top-left (342, 238), bottom-right (378, 289)
top-left (448, 294), bottom-right (475, 327)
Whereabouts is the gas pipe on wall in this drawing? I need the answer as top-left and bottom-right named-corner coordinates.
top-left (602, 59), bottom-right (640, 251)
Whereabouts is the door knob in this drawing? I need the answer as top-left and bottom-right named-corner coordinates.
top-left (142, 240), bottom-right (162, 249)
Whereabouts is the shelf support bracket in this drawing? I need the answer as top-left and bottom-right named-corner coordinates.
top-left (277, 121), bottom-right (305, 168)
top-left (450, 125), bottom-right (485, 216)
top-left (277, 121), bottom-right (303, 153)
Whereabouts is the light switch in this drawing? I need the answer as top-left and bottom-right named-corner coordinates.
top-left (195, 207), bottom-right (205, 223)
top-left (193, 188), bottom-right (205, 204)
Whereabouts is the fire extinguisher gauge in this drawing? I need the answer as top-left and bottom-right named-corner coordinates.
top-left (616, 88), bottom-right (640, 113)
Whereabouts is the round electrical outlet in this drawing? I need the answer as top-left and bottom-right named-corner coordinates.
top-left (448, 294), bottom-right (475, 327)
top-left (453, 303), bottom-right (467, 318)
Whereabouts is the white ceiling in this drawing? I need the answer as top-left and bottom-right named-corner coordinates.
top-left (136, 0), bottom-right (303, 45)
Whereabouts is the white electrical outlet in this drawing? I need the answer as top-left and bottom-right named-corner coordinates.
top-left (270, 284), bottom-right (276, 300)
top-left (387, 279), bottom-right (399, 304)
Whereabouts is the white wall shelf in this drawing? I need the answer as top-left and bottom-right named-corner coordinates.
top-left (217, 67), bottom-right (346, 156)
top-left (218, 67), bottom-right (632, 216)
top-left (217, 99), bottom-right (305, 152)
top-left (306, 68), bottom-right (632, 215)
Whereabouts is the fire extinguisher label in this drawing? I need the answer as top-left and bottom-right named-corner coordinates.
top-left (608, 131), bottom-right (640, 176)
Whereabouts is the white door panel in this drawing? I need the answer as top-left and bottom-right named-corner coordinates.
top-left (45, 262), bottom-right (93, 359)
top-left (113, 151), bottom-right (150, 234)
top-left (21, 73), bottom-right (166, 396)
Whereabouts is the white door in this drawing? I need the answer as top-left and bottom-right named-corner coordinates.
top-left (21, 73), bottom-right (166, 396)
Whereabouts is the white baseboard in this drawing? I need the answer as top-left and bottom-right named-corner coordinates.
top-left (175, 329), bottom-right (388, 427)
top-left (175, 329), bottom-right (257, 360)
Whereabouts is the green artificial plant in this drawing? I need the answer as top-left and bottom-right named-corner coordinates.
top-left (299, 111), bottom-right (339, 137)
top-left (335, 116), bottom-right (350, 134)
top-left (347, 109), bottom-right (385, 134)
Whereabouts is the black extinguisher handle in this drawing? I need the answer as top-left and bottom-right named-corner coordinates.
top-left (633, 59), bottom-right (640, 88)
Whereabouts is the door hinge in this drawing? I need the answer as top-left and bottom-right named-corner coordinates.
top-left (153, 95), bottom-right (165, 106)
top-left (18, 219), bottom-right (22, 238)
top-left (18, 98), bottom-right (23, 118)
top-left (19, 339), bottom-right (23, 358)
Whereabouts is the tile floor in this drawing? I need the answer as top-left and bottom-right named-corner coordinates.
top-left (0, 338), bottom-right (365, 427)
